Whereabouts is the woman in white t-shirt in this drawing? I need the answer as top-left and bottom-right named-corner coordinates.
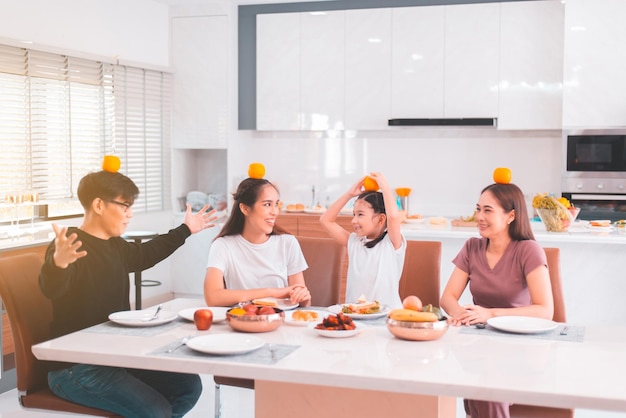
top-left (320, 172), bottom-right (406, 308)
top-left (204, 177), bottom-right (311, 307)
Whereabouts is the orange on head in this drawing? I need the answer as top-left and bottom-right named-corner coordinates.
top-left (248, 162), bottom-right (266, 179)
top-left (493, 167), bottom-right (512, 184)
top-left (363, 176), bottom-right (379, 191)
top-left (102, 155), bottom-right (121, 173)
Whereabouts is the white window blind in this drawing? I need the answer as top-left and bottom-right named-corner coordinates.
top-left (0, 44), bottom-right (171, 217)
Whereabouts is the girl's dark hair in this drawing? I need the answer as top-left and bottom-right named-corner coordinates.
top-left (216, 178), bottom-right (286, 239)
top-left (357, 191), bottom-right (387, 248)
top-left (481, 183), bottom-right (535, 241)
top-left (77, 170), bottom-right (139, 210)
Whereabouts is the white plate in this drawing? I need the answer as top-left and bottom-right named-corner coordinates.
top-left (252, 298), bottom-right (299, 311)
top-left (178, 307), bottom-right (228, 323)
top-left (312, 323), bottom-right (365, 338)
top-left (327, 304), bottom-right (391, 319)
top-left (108, 310), bottom-right (177, 327)
top-left (586, 224), bottom-right (613, 232)
top-left (404, 217), bottom-right (425, 224)
top-left (186, 334), bottom-right (265, 355)
top-left (284, 310), bottom-right (321, 326)
top-left (304, 208), bottom-right (326, 214)
top-left (486, 316), bottom-right (558, 334)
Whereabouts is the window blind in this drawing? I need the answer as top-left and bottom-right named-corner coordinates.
top-left (0, 44), bottom-right (171, 217)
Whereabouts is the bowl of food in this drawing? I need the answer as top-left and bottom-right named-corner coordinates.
top-left (226, 304), bottom-right (285, 333)
top-left (386, 317), bottom-right (449, 341)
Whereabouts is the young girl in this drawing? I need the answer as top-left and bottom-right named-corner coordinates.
top-left (320, 172), bottom-right (406, 308)
top-left (204, 177), bottom-right (311, 307)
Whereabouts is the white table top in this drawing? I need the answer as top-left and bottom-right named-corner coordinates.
top-left (32, 298), bottom-right (626, 413)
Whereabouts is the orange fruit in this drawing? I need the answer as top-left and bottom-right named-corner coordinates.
top-left (248, 162), bottom-right (265, 179)
top-left (493, 167), bottom-right (512, 184)
top-left (402, 295), bottom-right (423, 312)
top-left (102, 155), bottom-right (121, 173)
top-left (395, 187), bottom-right (412, 197)
top-left (363, 176), bottom-right (379, 191)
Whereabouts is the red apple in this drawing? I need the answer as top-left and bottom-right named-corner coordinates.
top-left (258, 306), bottom-right (276, 315)
top-left (243, 304), bottom-right (258, 315)
top-left (194, 309), bottom-right (213, 330)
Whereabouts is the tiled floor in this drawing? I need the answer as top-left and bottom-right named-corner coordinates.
top-left (0, 376), bottom-right (623, 417)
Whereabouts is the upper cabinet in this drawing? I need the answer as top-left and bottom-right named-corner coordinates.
top-left (300, 11), bottom-right (345, 130)
top-left (563, 0), bottom-right (626, 128)
top-left (443, 3), bottom-right (500, 118)
top-left (172, 15), bottom-right (228, 149)
top-left (256, 13), bottom-right (300, 130)
top-left (255, 2), bottom-right (567, 131)
top-left (391, 6), bottom-right (445, 118)
top-left (344, 9), bottom-right (392, 130)
top-left (498, 0), bottom-right (564, 130)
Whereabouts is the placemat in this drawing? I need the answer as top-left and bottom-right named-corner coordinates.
top-left (152, 341), bottom-right (299, 365)
top-left (459, 324), bottom-right (585, 343)
top-left (84, 319), bottom-right (183, 337)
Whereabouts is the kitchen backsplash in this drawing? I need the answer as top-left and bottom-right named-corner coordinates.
top-left (227, 128), bottom-right (562, 218)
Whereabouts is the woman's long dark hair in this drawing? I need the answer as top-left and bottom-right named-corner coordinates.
top-left (357, 191), bottom-right (387, 248)
top-left (481, 183), bottom-right (535, 241)
top-left (215, 178), bottom-right (286, 239)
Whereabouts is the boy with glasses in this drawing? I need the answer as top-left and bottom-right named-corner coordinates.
top-left (39, 169), bottom-right (217, 417)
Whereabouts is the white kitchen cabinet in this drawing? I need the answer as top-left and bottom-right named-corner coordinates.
top-left (256, 12), bottom-right (300, 130)
top-left (444, 3), bottom-right (499, 118)
top-left (300, 11), bottom-right (345, 131)
top-left (172, 15), bottom-right (228, 149)
top-left (498, 0), bottom-right (564, 130)
top-left (563, 0), bottom-right (626, 128)
top-left (344, 8), bottom-right (392, 130)
top-left (390, 3), bottom-right (498, 120)
top-left (391, 6), bottom-right (445, 118)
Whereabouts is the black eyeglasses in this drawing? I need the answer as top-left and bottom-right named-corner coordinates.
top-left (107, 200), bottom-right (132, 213)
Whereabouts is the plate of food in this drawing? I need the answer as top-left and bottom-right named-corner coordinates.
top-left (312, 313), bottom-right (365, 338)
top-left (251, 297), bottom-right (299, 311)
top-left (284, 309), bottom-right (321, 326)
top-left (586, 220), bottom-right (613, 232)
top-left (186, 334), bottom-right (265, 355)
top-left (285, 203), bottom-right (305, 213)
top-left (327, 298), bottom-right (390, 319)
top-left (108, 309), bottom-right (177, 327)
top-left (178, 307), bottom-right (228, 323)
top-left (451, 212), bottom-right (477, 227)
top-left (404, 214), bottom-right (425, 224)
top-left (486, 316), bottom-right (558, 334)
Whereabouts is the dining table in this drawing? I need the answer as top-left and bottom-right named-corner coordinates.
top-left (31, 298), bottom-right (626, 418)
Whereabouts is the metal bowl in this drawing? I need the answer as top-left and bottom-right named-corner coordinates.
top-left (226, 308), bottom-right (285, 333)
top-left (386, 317), bottom-right (448, 341)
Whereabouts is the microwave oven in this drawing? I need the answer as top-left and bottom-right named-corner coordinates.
top-left (565, 131), bottom-right (626, 172)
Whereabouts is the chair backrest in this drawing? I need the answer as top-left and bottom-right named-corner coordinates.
top-left (398, 240), bottom-right (442, 307)
top-left (544, 247), bottom-right (566, 323)
top-left (296, 236), bottom-right (346, 307)
top-left (0, 253), bottom-right (48, 394)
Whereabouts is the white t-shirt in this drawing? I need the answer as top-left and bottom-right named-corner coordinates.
top-left (346, 232), bottom-right (406, 308)
top-left (207, 234), bottom-right (308, 290)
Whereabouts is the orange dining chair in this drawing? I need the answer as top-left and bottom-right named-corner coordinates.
top-left (399, 240), bottom-right (442, 306)
top-left (213, 236), bottom-right (346, 418)
top-left (0, 253), bottom-right (121, 417)
top-left (464, 247), bottom-right (574, 418)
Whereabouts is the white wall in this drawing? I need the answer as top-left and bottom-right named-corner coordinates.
top-left (0, 0), bottom-right (170, 67)
top-left (229, 129), bottom-right (562, 218)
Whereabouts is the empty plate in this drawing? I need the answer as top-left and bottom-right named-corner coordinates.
top-left (108, 310), bottom-right (177, 327)
top-left (186, 334), bottom-right (265, 355)
top-left (486, 316), bottom-right (558, 334)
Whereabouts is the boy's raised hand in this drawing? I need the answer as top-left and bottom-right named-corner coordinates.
top-left (51, 223), bottom-right (87, 269)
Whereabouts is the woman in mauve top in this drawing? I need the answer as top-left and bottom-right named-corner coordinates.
top-left (441, 182), bottom-right (554, 418)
